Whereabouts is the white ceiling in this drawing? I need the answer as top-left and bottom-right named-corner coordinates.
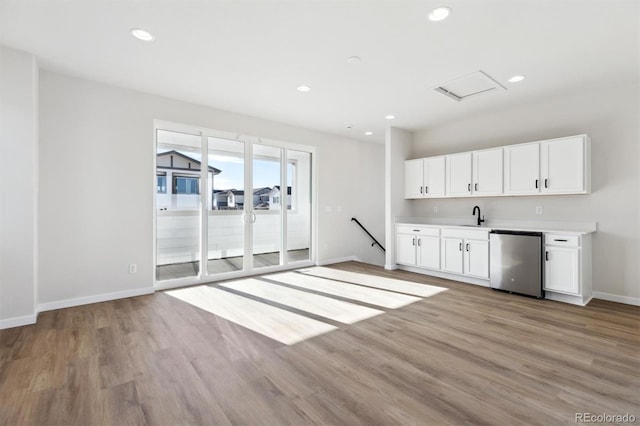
top-left (1, 0), bottom-right (638, 143)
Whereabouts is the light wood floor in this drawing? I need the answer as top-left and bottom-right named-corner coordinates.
top-left (1, 261), bottom-right (638, 425)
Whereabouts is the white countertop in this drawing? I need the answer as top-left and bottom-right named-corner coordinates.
top-left (395, 217), bottom-right (597, 235)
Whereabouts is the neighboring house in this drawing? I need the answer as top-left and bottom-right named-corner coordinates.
top-left (156, 150), bottom-right (221, 210)
top-left (269, 185), bottom-right (292, 210)
top-left (212, 187), bottom-right (273, 210)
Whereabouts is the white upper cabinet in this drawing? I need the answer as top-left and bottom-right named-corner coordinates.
top-left (446, 152), bottom-right (472, 197)
top-left (472, 148), bottom-right (503, 196)
top-left (406, 134), bottom-right (589, 199)
top-left (404, 159), bottom-right (424, 199)
top-left (424, 156), bottom-right (446, 197)
top-left (504, 142), bottom-right (540, 195)
top-left (404, 156), bottom-right (446, 199)
top-left (540, 136), bottom-right (588, 194)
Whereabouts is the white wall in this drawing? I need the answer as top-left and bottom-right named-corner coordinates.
top-left (38, 70), bottom-right (384, 306)
top-left (384, 126), bottom-right (413, 269)
top-left (411, 83), bottom-right (640, 301)
top-left (0, 45), bottom-right (38, 327)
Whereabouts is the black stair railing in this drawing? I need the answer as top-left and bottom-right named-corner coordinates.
top-left (351, 217), bottom-right (385, 252)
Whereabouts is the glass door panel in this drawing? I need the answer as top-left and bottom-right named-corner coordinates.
top-left (156, 129), bottom-right (202, 281)
top-left (287, 150), bottom-right (311, 263)
top-left (207, 137), bottom-right (246, 275)
top-left (252, 144), bottom-right (283, 268)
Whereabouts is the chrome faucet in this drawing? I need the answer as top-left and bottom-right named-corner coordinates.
top-left (472, 205), bottom-right (485, 226)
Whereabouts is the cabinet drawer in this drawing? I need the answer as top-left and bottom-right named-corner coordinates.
top-left (396, 225), bottom-right (439, 236)
top-left (441, 228), bottom-right (489, 240)
top-left (545, 233), bottom-right (580, 247)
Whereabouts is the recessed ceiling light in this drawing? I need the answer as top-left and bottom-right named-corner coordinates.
top-left (385, 115), bottom-right (396, 120)
top-left (428, 6), bottom-right (452, 22)
top-left (296, 85), bottom-right (311, 92)
top-left (364, 131), bottom-right (373, 136)
top-left (347, 56), bottom-right (362, 64)
top-left (508, 75), bottom-right (526, 83)
top-left (130, 28), bottom-right (154, 41)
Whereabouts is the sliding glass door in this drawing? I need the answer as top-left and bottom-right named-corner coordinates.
top-left (155, 126), bottom-right (313, 284)
top-left (207, 136), bottom-right (245, 274)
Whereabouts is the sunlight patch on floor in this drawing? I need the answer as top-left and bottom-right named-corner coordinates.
top-left (165, 285), bottom-right (337, 345)
top-left (220, 278), bottom-right (384, 324)
top-left (298, 267), bottom-right (449, 298)
top-left (165, 267), bottom-right (448, 345)
top-left (266, 271), bottom-right (421, 309)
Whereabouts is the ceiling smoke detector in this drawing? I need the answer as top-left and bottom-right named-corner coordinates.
top-left (434, 70), bottom-right (506, 102)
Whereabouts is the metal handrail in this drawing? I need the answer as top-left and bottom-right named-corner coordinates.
top-left (351, 217), bottom-right (385, 252)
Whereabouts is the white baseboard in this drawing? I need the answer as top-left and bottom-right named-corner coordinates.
top-left (0, 312), bottom-right (38, 330)
top-left (316, 256), bottom-right (359, 266)
top-left (38, 286), bottom-right (155, 313)
top-left (384, 263), bottom-right (398, 270)
top-left (592, 292), bottom-right (640, 306)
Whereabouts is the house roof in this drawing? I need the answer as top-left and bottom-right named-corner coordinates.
top-left (157, 150), bottom-right (221, 174)
top-left (273, 185), bottom-right (292, 195)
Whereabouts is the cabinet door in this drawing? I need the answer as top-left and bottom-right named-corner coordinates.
top-left (441, 237), bottom-right (463, 273)
top-left (463, 240), bottom-right (489, 278)
top-left (541, 137), bottom-right (585, 194)
top-left (446, 152), bottom-right (472, 197)
top-left (424, 156), bottom-right (446, 198)
top-left (404, 159), bottom-right (424, 199)
top-left (473, 148), bottom-right (503, 196)
top-left (417, 235), bottom-right (440, 270)
top-left (504, 143), bottom-right (540, 195)
top-left (544, 247), bottom-right (580, 294)
top-left (396, 233), bottom-right (417, 265)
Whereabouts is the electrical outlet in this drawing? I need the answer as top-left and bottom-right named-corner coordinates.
top-left (129, 264), bottom-right (137, 274)
top-left (535, 206), bottom-right (543, 215)
top-left (433, 206), bottom-right (439, 215)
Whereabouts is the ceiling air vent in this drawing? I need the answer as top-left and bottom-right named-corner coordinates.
top-left (434, 70), bottom-right (506, 102)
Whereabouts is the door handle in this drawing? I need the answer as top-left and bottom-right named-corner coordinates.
top-left (413, 238), bottom-right (416, 246)
top-left (420, 186), bottom-right (423, 194)
top-left (545, 251), bottom-right (549, 261)
top-left (535, 179), bottom-right (539, 189)
top-left (474, 183), bottom-right (478, 191)
top-left (466, 243), bottom-right (469, 252)
top-left (425, 186), bottom-right (428, 194)
top-left (459, 242), bottom-right (462, 251)
top-left (544, 178), bottom-right (548, 188)
top-left (467, 183), bottom-right (471, 192)
top-left (417, 239), bottom-right (421, 246)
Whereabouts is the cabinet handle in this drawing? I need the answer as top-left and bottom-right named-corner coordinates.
top-left (474, 183), bottom-right (478, 191)
top-left (554, 239), bottom-right (568, 242)
top-left (545, 178), bottom-right (548, 188)
top-left (467, 183), bottom-right (471, 192)
top-left (545, 251), bottom-right (549, 261)
top-left (535, 179), bottom-right (538, 189)
top-left (413, 238), bottom-right (416, 246)
top-left (425, 186), bottom-right (429, 194)
top-left (420, 186), bottom-right (423, 194)
top-left (418, 239), bottom-right (421, 246)
top-left (459, 242), bottom-right (462, 251)
top-left (466, 243), bottom-right (470, 252)
top-left (413, 229), bottom-right (420, 232)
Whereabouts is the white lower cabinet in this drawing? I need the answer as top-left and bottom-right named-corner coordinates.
top-left (417, 235), bottom-right (440, 269)
top-left (396, 233), bottom-right (417, 265)
top-left (464, 240), bottom-right (490, 278)
top-left (440, 229), bottom-right (490, 279)
top-left (396, 225), bottom-right (440, 270)
top-left (543, 233), bottom-right (592, 305)
top-left (440, 237), bottom-right (463, 274)
top-left (544, 247), bottom-right (579, 294)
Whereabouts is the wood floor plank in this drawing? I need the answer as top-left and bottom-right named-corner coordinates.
top-left (0, 260), bottom-right (638, 425)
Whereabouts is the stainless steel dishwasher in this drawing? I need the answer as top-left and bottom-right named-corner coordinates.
top-left (489, 230), bottom-right (544, 298)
